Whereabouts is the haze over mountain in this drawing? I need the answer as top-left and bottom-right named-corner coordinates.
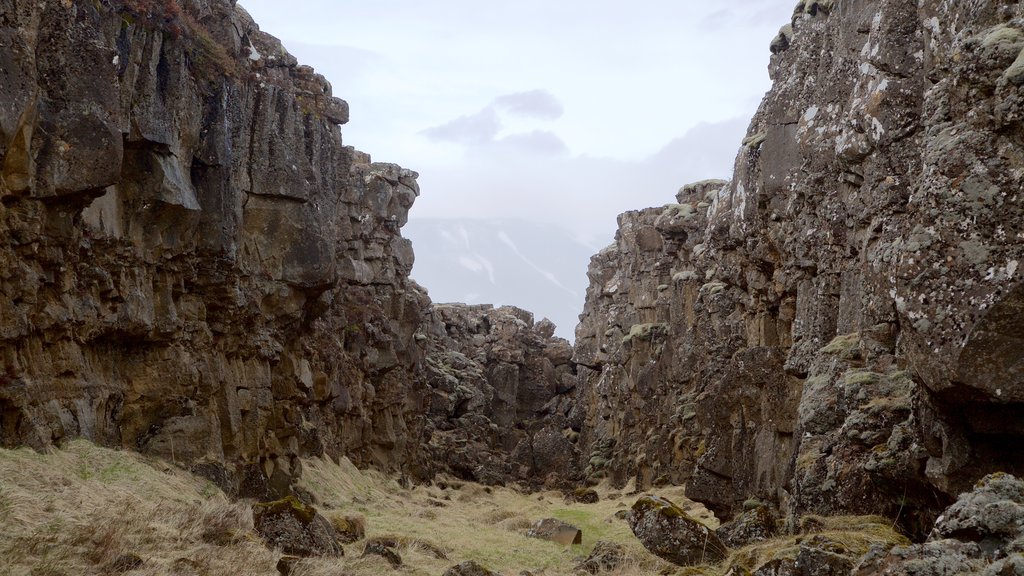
top-left (405, 219), bottom-right (595, 340)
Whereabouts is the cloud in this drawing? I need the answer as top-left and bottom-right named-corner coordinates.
top-left (420, 90), bottom-right (568, 154)
top-left (420, 108), bottom-right (500, 144)
top-left (493, 90), bottom-right (564, 120)
top-left (700, 1), bottom-right (793, 30)
top-left (412, 115), bottom-right (750, 246)
top-left (495, 131), bottom-right (569, 156)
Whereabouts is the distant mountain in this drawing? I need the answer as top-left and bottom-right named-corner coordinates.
top-left (404, 218), bottom-right (597, 341)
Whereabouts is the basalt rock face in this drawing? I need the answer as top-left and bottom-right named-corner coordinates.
top-left (0, 0), bottom-right (430, 497)
top-left (417, 303), bottom-right (580, 487)
top-left (574, 1), bottom-right (1024, 536)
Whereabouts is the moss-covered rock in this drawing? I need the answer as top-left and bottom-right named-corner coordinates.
top-left (252, 495), bottom-right (342, 557)
top-left (629, 495), bottom-right (728, 566)
top-left (572, 487), bottom-right (600, 504)
top-left (716, 505), bottom-right (779, 548)
top-left (621, 323), bottom-right (669, 345)
top-left (442, 561), bottom-right (500, 576)
top-left (575, 540), bottom-right (626, 574)
top-left (326, 511), bottom-right (366, 544)
top-left (527, 517), bottom-right (582, 546)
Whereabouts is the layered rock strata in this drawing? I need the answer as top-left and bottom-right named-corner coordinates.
top-left (0, 0), bottom-right (582, 499)
top-left (0, 0), bottom-right (430, 497)
top-left (574, 0), bottom-right (1024, 537)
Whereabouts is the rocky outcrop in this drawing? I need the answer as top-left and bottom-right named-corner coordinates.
top-left (716, 504), bottom-right (779, 548)
top-left (628, 495), bottom-right (728, 566)
top-left (574, 179), bottom-right (802, 503)
top-left (252, 496), bottom-right (343, 558)
top-left (574, 540), bottom-right (626, 574)
top-left (526, 517), bottom-right (583, 546)
top-left (417, 303), bottom-right (579, 487)
top-left (0, 0), bottom-right (433, 497)
top-left (573, 0), bottom-right (1024, 537)
top-left (853, 473), bottom-right (1024, 575)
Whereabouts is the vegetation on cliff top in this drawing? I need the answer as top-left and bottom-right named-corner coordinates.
top-left (108, 0), bottom-right (239, 81)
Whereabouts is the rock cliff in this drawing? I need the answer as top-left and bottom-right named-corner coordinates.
top-left (0, 0), bottom-right (431, 497)
top-left (0, 0), bottom-right (578, 499)
top-left (573, 0), bottom-right (1024, 537)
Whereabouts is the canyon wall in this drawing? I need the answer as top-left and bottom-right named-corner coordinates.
top-left (5, 0), bottom-right (1024, 544)
top-left (573, 0), bottom-right (1024, 537)
top-left (0, 0), bottom-right (420, 497)
top-left (0, 0), bottom-right (577, 498)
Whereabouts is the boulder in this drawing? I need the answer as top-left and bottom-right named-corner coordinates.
top-left (442, 560), bottom-right (500, 576)
top-left (575, 540), bottom-right (626, 574)
top-left (526, 518), bottom-right (582, 545)
top-left (628, 495), bottom-right (727, 566)
top-left (327, 512), bottom-right (366, 544)
top-left (716, 505), bottom-right (779, 548)
top-left (794, 536), bottom-right (857, 576)
top-left (934, 473), bottom-right (1024, 546)
top-left (362, 540), bottom-right (402, 567)
top-left (276, 556), bottom-right (302, 576)
top-left (853, 473), bottom-right (1024, 574)
top-left (571, 487), bottom-right (600, 504)
top-left (746, 535), bottom-right (861, 576)
top-left (252, 496), bottom-right (343, 557)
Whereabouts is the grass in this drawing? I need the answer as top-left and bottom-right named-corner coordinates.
top-left (296, 456), bottom-right (704, 575)
top-left (723, 515), bottom-right (910, 573)
top-left (0, 441), bottom-right (274, 576)
top-left (0, 442), bottom-right (910, 576)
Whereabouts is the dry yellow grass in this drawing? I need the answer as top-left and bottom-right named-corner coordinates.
top-left (0, 440), bottom-right (276, 576)
top-left (292, 455), bottom-right (716, 575)
top-left (0, 442), bottom-right (908, 576)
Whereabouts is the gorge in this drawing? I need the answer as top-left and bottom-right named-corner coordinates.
top-left (2, 0), bottom-right (1024, 574)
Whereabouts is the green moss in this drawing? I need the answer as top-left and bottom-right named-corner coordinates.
top-left (701, 281), bottom-right (727, 296)
top-left (982, 24), bottom-right (1024, 49)
top-left (631, 495), bottom-right (687, 519)
top-left (742, 499), bottom-right (765, 511)
top-left (743, 132), bottom-right (767, 149)
top-left (621, 323), bottom-right (669, 344)
top-left (1003, 47), bottom-right (1024, 85)
top-left (975, 471), bottom-right (1010, 488)
top-left (726, 515), bottom-right (907, 574)
top-left (822, 333), bottom-right (861, 355)
top-left (664, 203), bottom-right (698, 219)
top-left (843, 371), bottom-right (881, 386)
top-left (253, 495), bottom-right (318, 525)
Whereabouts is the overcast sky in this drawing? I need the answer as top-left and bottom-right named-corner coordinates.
top-left (238, 0), bottom-right (793, 244)
top-left (235, 2), bottom-right (792, 336)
